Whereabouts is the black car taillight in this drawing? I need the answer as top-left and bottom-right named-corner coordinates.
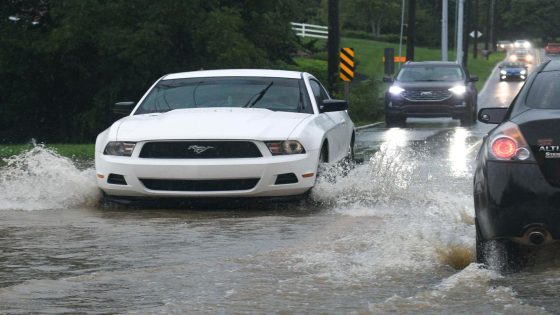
top-left (488, 122), bottom-right (534, 161)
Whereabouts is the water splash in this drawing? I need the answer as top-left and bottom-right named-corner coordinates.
top-left (0, 145), bottom-right (100, 211)
top-left (296, 132), bottom-right (477, 278)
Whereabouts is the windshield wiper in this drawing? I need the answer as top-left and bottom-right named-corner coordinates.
top-left (243, 81), bottom-right (274, 108)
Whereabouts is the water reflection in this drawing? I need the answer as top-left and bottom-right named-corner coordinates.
top-left (449, 128), bottom-right (469, 177)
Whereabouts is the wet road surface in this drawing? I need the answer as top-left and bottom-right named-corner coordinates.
top-left (2, 51), bottom-right (560, 314)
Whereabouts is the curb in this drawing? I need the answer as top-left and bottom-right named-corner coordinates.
top-left (356, 121), bottom-right (384, 130)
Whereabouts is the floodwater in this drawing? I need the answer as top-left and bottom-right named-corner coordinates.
top-left (2, 127), bottom-right (559, 314)
top-left (2, 50), bottom-right (560, 314)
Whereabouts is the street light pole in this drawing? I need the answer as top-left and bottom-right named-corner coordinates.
top-left (456, 0), bottom-right (464, 64)
top-left (442, 0), bottom-right (448, 61)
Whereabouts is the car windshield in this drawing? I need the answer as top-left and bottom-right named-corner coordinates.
top-left (502, 62), bottom-right (524, 68)
top-left (134, 77), bottom-right (311, 114)
top-left (525, 72), bottom-right (560, 109)
top-left (396, 65), bottom-right (464, 82)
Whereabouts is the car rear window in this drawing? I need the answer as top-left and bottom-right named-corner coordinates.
top-left (525, 72), bottom-right (560, 109)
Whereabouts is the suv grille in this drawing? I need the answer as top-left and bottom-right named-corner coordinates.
top-left (139, 141), bottom-right (262, 159)
top-left (140, 178), bottom-right (260, 191)
top-left (402, 89), bottom-right (452, 102)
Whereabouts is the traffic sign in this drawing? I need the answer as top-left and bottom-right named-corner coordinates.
top-left (339, 48), bottom-right (354, 82)
top-left (469, 30), bottom-right (483, 38)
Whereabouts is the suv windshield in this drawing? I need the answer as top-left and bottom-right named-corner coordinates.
top-left (135, 77), bottom-right (311, 115)
top-left (502, 62), bottom-right (525, 68)
top-left (396, 65), bottom-right (464, 82)
top-left (525, 72), bottom-right (560, 109)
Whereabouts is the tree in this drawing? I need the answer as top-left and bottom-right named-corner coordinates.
top-left (0, 0), bottom-right (300, 142)
top-left (341, 0), bottom-right (400, 38)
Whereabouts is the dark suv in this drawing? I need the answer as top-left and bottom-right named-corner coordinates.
top-left (383, 61), bottom-right (478, 126)
top-left (475, 60), bottom-right (560, 270)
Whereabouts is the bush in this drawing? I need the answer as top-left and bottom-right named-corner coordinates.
top-left (378, 34), bottom-right (403, 44)
top-left (289, 57), bottom-right (328, 83)
top-left (333, 80), bottom-right (384, 125)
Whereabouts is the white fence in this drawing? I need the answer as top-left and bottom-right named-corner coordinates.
top-left (290, 22), bottom-right (328, 39)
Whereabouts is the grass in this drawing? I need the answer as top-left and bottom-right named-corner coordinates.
top-left (0, 143), bottom-right (94, 161)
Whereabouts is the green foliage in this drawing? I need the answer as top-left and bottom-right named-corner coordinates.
top-left (290, 57), bottom-right (328, 83)
top-left (0, 0), bottom-right (300, 143)
top-left (334, 80), bottom-right (383, 125)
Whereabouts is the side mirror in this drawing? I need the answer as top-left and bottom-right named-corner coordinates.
top-left (319, 99), bottom-right (348, 113)
top-left (113, 101), bottom-right (135, 115)
top-left (382, 76), bottom-right (394, 83)
top-left (469, 75), bottom-right (479, 82)
top-left (478, 107), bottom-right (508, 124)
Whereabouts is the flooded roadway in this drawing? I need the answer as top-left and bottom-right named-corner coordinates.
top-left (2, 52), bottom-right (560, 314)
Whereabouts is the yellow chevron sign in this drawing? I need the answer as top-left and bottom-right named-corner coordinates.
top-left (339, 48), bottom-right (354, 82)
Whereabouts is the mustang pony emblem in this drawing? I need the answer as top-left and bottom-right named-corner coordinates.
top-left (188, 145), bottom-right (215, 154)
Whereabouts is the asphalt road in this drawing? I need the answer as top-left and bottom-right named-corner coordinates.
top-left (1, 50), bottom-right (560, 314)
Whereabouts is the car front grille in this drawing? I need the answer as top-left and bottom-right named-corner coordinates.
top-left (140, 178), bottom-right (260, 192)
top-left (139, 141), bottom-right (262, 159)
top-left (402, 89), bottom-right (452, 102)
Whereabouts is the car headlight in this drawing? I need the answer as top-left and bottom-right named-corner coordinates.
top-left (389, 86), bottom-right (405, 95)
top-left (510, 55), bottom-right (517, 61)
top-left (520, 69), bottom-right (527, 75)
top-left (526, 55), bottom-right (533, 61)
top-left (500, 70), bottom-right (507, 75)
top-left (104, 141), bottom-right (136, 156)
top-left (448, 85), bottom-right (467, 95)
top-left (266, 140), bottom-right (306, 155)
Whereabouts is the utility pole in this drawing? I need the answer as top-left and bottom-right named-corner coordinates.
top-left (456, 0), bottom-right (464, 64)
top-left (398, 0), bottom-right (406, 64)
top-left (490, 0), bottom-right (496, 51)
top-left (484, 0), bottom-right (490, 51)
top-left (463, 0), bottom-right (470, 66)
top-left (327, 0), bottom-right (340, 93)
top-left (406, 0), bottom-right (416, 61)
top-left (473, 0), bottom-right (478, 59)
top-left (442, 0), bottom-right (448, 61)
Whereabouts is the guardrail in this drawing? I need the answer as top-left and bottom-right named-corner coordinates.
top-left (290, 22), bottom-right (328, 39)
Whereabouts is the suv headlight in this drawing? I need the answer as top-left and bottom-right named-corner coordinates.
top-left (266, 140), bottom-right (306, 155)
top-left (389, 86), bottom-right (405, 95)
top-left (104, 141), bottom-right (136, 156)
top-left (448, 85), bottom-right (467, 95)
top-left (500, 70), bottom-right (507, 75)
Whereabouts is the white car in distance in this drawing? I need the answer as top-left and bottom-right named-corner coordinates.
top-left (95, 69), bottom-right (355, 202)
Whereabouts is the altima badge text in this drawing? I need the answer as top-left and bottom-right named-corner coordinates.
top-left (188, 145), bottom-right (215, 154)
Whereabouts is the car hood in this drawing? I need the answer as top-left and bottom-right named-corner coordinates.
top-left (503, 67), bottom-right (525, 72)
top-left (394, 81), bottom-right (464, 89)
top-left (114, 108), bottom-right (312, 141)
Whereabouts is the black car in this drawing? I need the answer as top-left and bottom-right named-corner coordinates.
top-left (474, 60), bottom-right (560, 269)
top-left (383, 61), bottom-right (478, 126)
top-left (498, 61), bottom-right (528, 81)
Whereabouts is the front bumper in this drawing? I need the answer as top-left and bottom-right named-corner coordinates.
top-left (475, 161), bottom-right (560, 241)
top-left (385, 95), bottom-right (470, 118)
top-left (500, 73), bottom-right (526, 81)
top-left (95, 150), bottom-right (319, 198)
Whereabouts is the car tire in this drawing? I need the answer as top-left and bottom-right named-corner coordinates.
top-left (476, 219), bottom-right (521, 271)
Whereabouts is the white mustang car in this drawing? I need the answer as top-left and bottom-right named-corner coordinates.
top-left (95, 69), bottom-right (355, 201)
